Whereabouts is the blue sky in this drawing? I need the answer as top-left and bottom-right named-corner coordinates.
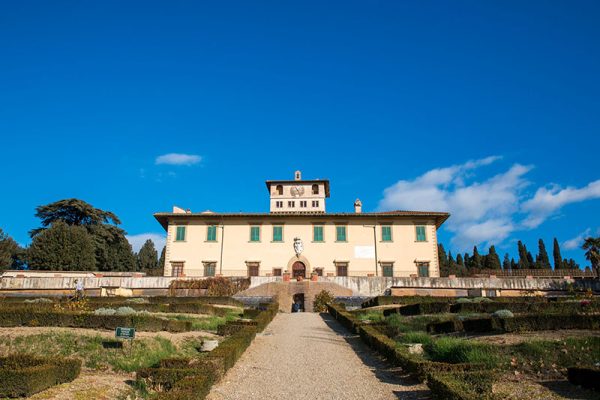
top-left (1, 1), bottom-right (599, 267)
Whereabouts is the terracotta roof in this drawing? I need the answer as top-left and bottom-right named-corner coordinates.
top-left (153, 210), bottom-right (450, 230)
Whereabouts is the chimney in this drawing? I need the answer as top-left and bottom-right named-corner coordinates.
top-left (294, 170), bottom-right (302, 181)
top-left (173, 206), bottom-right (186, 214)
top-left (354, 199), bottom-right (362, 214)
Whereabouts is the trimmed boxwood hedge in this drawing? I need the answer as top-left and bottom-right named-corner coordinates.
top-left (383, 302), bottom-right (451, 317)
top-left (426, 371), bottom-right (495, 400)
top-left (0, 309), bottom-right (192, 332)
top-left (428, 314), bottom-right (600, 334)
top-left (0, 355), bottom-right (81, 397)
top-left (450, 300), bottom-right (600, 315)
top-left (567, 366), bottom-right (600, 391)
top-left (136, 302), bottom-right (279, 399)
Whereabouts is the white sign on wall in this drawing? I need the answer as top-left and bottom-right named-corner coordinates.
top-left (354, 246), bottom-right (375, 259)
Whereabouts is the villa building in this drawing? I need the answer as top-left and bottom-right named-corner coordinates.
top-left (154, 171), bottom-right (449, 278)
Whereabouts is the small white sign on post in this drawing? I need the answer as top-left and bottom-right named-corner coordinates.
top-left (354, 246), bottom-right (375, 259)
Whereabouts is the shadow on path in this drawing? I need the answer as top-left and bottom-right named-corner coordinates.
top-left (319, 313), bottom-right (431, 400)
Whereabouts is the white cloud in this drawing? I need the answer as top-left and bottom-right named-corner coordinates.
top-left (378, 157), bottom-right (599, 251)
top-left (155, 153), bottom-right (202, 166)
top-left (521, 180), bottom-right (600, 228)
top-left (126, 233), bottom-right (166, 253)
top-left (562, 228), bottom-right (593, 250)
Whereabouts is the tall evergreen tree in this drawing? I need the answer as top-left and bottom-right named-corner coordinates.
top-left (463, 253), bottom-right (471, 270)
top-left (158, 247), bottom-right (165, 271)
top-left (535, 239), bottom-right (551, 269)
top-left (502, 253), bottom-right (511, 270)
top-left (471, 246), bottom-right (483, 270)
top-left (437, 244), bottom-right (449, 276)
top-left (0, 228), bottom-right (19, 270)
top-left (30, 199), bottom-right (135, 271)
top-left (553, 238), bottom-right (565, 269)
top-left (510, 258), bottom-right (518, 270)
top-left (517, 241), bottom-right (530, 269)
top-left (27, 222), bottom-right (96, 270)
top-left (484, 246), bottom-right (501, 269)
top-left (582, 237), bottom-right (600, 278)
top-left (137, 239), bottom-right (158, 273)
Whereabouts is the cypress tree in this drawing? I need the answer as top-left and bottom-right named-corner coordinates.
top-left (510, 258), bottom-right (518, 270)
top-left (137, 239), bottom-right (158, 273)
top-left (502, 253), bottom-right (511, 270)
top-left (456, 253), bottom-right (464, 267)
top-left (438, 244), bottom-right (449, 276)
top-left (485, 246), bottom-right (502, 270)
top-left (517, 241), bottom-right (530, 269)
top-left (158, 246), bottom-right (165, 270)
top-left (463, 253), bottom-right (471, 270)
top-left (471, 246), bottom-right (483, 270)
top-left (27, 222), bottom-right (96, 271)
top-left (553, 238), bottom-right (565, 269)
top-left (536, 239), bottom-right (551, 269)
top-left (527, 251), bottom-right (535, 267)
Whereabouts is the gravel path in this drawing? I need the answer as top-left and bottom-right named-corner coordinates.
top-left (207, 313), bottom-right (430, 400)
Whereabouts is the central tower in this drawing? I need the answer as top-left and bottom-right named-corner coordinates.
top-left (266, 170), bottom-right (330, 213)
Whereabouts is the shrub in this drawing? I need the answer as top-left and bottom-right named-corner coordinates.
top-left (427, 371), bottom-right (496, 400)
top-left (23, 298), bottom-right (53, 304)
top-left (472, 297), bottom-right (493, 303)
top-left (168, 277), bottom-right (250, 296)
top-left (456, 298), bottom-right (472, 304)
top-left (313, 290), bottom-right (334, 312)
top-left (115, 306), bottom-right (137, 316)
top-left (424, 337), bottom-right (499, 368)
top-left (492, 309), bottom-right (514, 319)
top-left (125, 298), bottom-right (150, 304)
top-left (0, 355), bottom-right (81, 398)
top-left (94, 308), bottom-right (116, 316)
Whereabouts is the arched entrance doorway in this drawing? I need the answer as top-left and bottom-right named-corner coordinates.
top-left (292, 261), bottom-right (306, 278)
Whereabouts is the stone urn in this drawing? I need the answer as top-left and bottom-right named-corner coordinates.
top-left (283, 272), bottom-right (291, 282)
top-left (310, 272), bottom-right (318, 282)
top-left (296, 275), bottom-right (303, 282)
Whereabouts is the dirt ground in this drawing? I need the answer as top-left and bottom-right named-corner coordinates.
top-left (26, 370), bottom-right (133, 400)
top-left (0, 326), bottom-right (218, 345)
top-left (466, 329), bottom-right (600, 345)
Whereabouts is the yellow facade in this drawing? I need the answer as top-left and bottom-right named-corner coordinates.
top-left (155, 172), bottom-right (448, 278)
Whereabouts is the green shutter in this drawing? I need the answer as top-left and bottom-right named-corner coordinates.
top-left (175, 226), bottom-right (186, 241)
top-left (250, 226), bottom-right (260, 242)
top-left (382, 264), bottom-right (393, 277)
top-left (313, 226), bottom-right (323, 242)
top-left (207, 225), bottom-right (217, 241)
top-left (336, 226), bottom-right (346, 241)
top-left (273, 226), bottom-right (283, 242)
top-left (416, 226), bottom-right (426, 242)
top-left (381, 226), bottom-right (392, 241)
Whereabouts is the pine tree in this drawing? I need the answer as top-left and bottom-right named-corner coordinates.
top-left (137, 239), bottom-right (158, 273)
top-left (485, 246), bottom-right (502, 269)
top-left (27, 222), bottom-right (96, 270)
top-left (553, 238), bottom-right (565, 269)
top-left (502, 253), bottom-right (511, 270)
top-left (517, 241), bottom-right (530, 269)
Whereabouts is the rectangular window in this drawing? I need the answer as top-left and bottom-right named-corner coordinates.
top-left (206, 225), bottom-right (217, 241)
top-left (171, 262), bottom-right (184, 277)
top-left (250, 226), bottom-right (260, 242)
top-left (248, 263), bottom-right (259, 277)
top-left (336, 263), bottom-right (348, 277)
top-left (272, 268), bottom-right (282, 277)
top-left (203, 262), bottom-right (216, 277)
top-left (336, 226), bottom-right (347, 242)
top-left (300, 201), bottom-right (307, 208)
top-left (312, 200), bottom-right (319, 207)
top-left (288, 201), bottom-right (295, 208)
top-left (314, 268), bottom-right (323, 276)
top-left (381, 225), bottom-right (392, 242)
top-left (313, 225), bottom-right (324, 242)
top-left (175, 226), bottom-right (186, 241)
top-left (272, 226), bottom-right (283, 242)
top-left (276, 201), bottom-right (283, 208)
top-left (381, 263), bottom-right (394, 277)
top-left (416, 225), bottom-right (427, 242)
top-left (416, 262), bottom-right (430, 277)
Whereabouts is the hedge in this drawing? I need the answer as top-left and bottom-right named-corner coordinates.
top-left (0, 309), bottom-right (192, 332)
top-left (428, 314), bottom-right (600, 334)
top-left (0, 355), bottom-right (81, 398)
top-left (137, 302), bottom-right (279, 399)
top-left (567, 366), bottom-right (600, 391)
top-left (383, 302), bottom-right (451, 317)
top-left (426, 371), bottom-right (495, 400)
top-left (450, 300), bottom-right (600, 315)
top-left (0, 296), bottom-right (242, 307)
top-left (361, 296), bottom-right (456, 308)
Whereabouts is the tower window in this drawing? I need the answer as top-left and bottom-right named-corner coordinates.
top-left (300, 201), bottom-right (307, 208)
top-left (288, 201), bottom-right (295, 207)
top-left (275, 185), bottom-right (283, 195)
top-left (312, 200), bottom-right (319, 207)
top-left (312, 184), bottom-right (319, 195)
top-left (275, 201), bottom-right (283, 208)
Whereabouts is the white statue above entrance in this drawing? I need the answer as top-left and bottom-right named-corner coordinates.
top-left (293, 237), bottom-right (304, 256)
